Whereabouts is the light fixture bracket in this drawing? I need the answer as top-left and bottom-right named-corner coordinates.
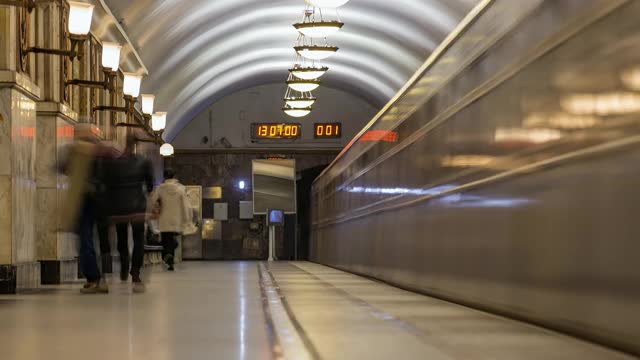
top-left (0, 0), bottom-right (38, 12)
top-left (93, 95), bottom-right (137, 114)
top-left (66, 69), bottom-right (117, 92)
top-left (22, 34), bottom-right (87, 62)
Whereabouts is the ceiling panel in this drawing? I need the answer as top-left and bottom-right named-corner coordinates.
top-left (104, 0), bottom-right (477, 139)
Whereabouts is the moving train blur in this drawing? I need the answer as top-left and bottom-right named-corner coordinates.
top-left (311, 0), bottom-right (640, 355)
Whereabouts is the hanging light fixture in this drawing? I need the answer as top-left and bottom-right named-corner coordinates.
top-left (295, 21), bottom-right (343, 38)
top-left (151, 112), bottom-right (167, 131)
top-left (287, 79), bottom-right (320, 92)
top-left (283, 107), bottom-right (313, 118)
top-left (290, 66), bottom-right (329, 80)
top-left (283, 83), bottom-right (316, 109)
top-left (285, 97), bottom-right (316, 109)
top-left (160, 143), bottom-right (174, 157)
top-left (294, 14), bottom-right (343, 38)
top-left (305, 0), bottom-right (351, 8)
top-left (295, 45), bottom-right (338, 61)
top-left (290, 66), bottom-right (328, 80)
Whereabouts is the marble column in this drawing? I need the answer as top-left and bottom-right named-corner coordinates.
top-left (0, 5), bottom-right (41, 293)
top-left (0, 71), bottom-right (41, 293)
top-left (32, 1), bottom-right (81, 284)
top-left (36, 102), bottom-right (78, 284)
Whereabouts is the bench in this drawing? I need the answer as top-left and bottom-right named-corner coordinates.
top-left (143, 245), bottom-right (164, 265)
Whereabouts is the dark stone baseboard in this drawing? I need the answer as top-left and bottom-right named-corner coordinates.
top-left (41, 259), bottom-right (78, 285)
top-left (40, 261), bottom-right (60, 285)
top-left (0, 265), bottom-right (17, 294)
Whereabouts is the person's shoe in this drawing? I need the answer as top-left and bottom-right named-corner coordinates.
top-left (81, 281), bottom-right (108, 294)
top-left (80, 282), bottom-right (98, 294)
top-left (167, 265), bottom-right (174, 272)
top-left (132, 274), bottom-right (145, 293)
top-left (132, 281), bottom-right (146, 293)
top-left (96, 280), bottom-right (109, 294)
top-left (120, 271), bottom-right (129, 282)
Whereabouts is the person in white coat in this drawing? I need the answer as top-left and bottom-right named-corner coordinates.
top-left (149, 169), bottom-right (190, 271)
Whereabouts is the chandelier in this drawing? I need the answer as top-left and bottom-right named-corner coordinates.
top-left (283, 107), bottom-right (313, 118)
top-left (295, 45), bottom-right (338, 60)
top-left (287, 78), bottom-right (320, 92)
top-left (290, 65), bottom-right (329, 80)
top-left (294, 9), bottom-right (343, 38)
top-left (283, 83), bottom-right (317, 109)
top-left (281, 1), bottom-right (348, 118)
top-left (305, 0), bottom-right (351, 8)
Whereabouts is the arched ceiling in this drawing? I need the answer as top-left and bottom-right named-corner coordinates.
top-left (104, 0), bottom-right (478, 140)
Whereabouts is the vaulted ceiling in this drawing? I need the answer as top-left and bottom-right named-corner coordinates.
top-left (104, 0), bottom-right (477, 139)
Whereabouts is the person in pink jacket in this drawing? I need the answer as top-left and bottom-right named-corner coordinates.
top-left (149, 169), bottom-right (191, 271)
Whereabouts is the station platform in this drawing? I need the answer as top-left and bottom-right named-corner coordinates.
top-left (0, 262), bottom-right (634, 360)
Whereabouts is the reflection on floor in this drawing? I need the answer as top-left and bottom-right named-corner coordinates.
top-left (0, 262), bottom-right (634, 360)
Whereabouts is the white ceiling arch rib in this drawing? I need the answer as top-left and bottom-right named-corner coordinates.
top-left (104, 0), bottom-right (478, 140)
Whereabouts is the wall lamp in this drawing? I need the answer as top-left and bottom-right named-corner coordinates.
top-left (151, 112), bottom-right (166, 132)
top-left (1, 1), bottom-right (94, 60)
top-left (16, 1), bottom-right (95, 62)
top-left (94, 72), bottom-right (142, 116)
top-left (141, 94), bottom-right (155, 118)
top-left (66, 42), bottom-right (121, 91)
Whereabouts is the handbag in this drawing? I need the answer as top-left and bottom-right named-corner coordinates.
top-left (182, 221), bottom-right (198, 236)
top-left (149, 197), bottom-right (162, 220)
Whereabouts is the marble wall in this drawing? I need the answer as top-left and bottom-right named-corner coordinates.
top-left (55, 116), bottom-right (76, 260)
top-left (0, 86), bottom-right (38, 275)
top-left (166, 151), bottom-right (336, 260)
top-left (35, 113), bottom-right (77, 261)
top-left (12, 91), bottom-right (36, 264)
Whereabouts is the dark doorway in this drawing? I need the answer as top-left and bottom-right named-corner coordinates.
top-left (296, 164), bottom-right (329, 260)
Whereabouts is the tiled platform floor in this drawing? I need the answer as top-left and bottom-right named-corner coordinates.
top-left (0, 262), bottom-right (634, 360)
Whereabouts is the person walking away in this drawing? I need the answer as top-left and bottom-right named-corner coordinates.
top-left (149, 169), bottom-right (191, 271)
top-left (103, 133), bottom-right (154, 293)
top-left (59, 124), bottom-right (111, 294)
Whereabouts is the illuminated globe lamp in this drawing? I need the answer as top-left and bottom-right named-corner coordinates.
top-left (289, 66), bottom-right (328, 80)
top-left (294, 21), bottom-right (344, 38)
top-left (295, 45), bottom-right (338, 61)
top-left (283, 107), bottom-right (312, 118)
top-left (159, 143), bottom-right (174, 157)
top-left (305, 0), bottom-right (351, 8)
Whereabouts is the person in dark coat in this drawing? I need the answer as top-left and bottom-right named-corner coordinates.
top-left (103, 133), bottom-right (154, 293)
top-left (59, 124), bottom-right (115, 294)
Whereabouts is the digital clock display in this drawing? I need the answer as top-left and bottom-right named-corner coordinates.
top-left (314, 123), bottom-right (342, 139)
top-left (252, 123), bottom-right (301, 139)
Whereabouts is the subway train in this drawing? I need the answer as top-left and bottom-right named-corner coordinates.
top-left (310, 0), bottom-right (640, 355)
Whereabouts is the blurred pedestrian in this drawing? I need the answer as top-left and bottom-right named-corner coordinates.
top-left (103, 133), bottom-right (154, 293)
top-left (149, 169), bottom-right (191, 271)
top-left (59, 124), bottom-right (113, 294)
